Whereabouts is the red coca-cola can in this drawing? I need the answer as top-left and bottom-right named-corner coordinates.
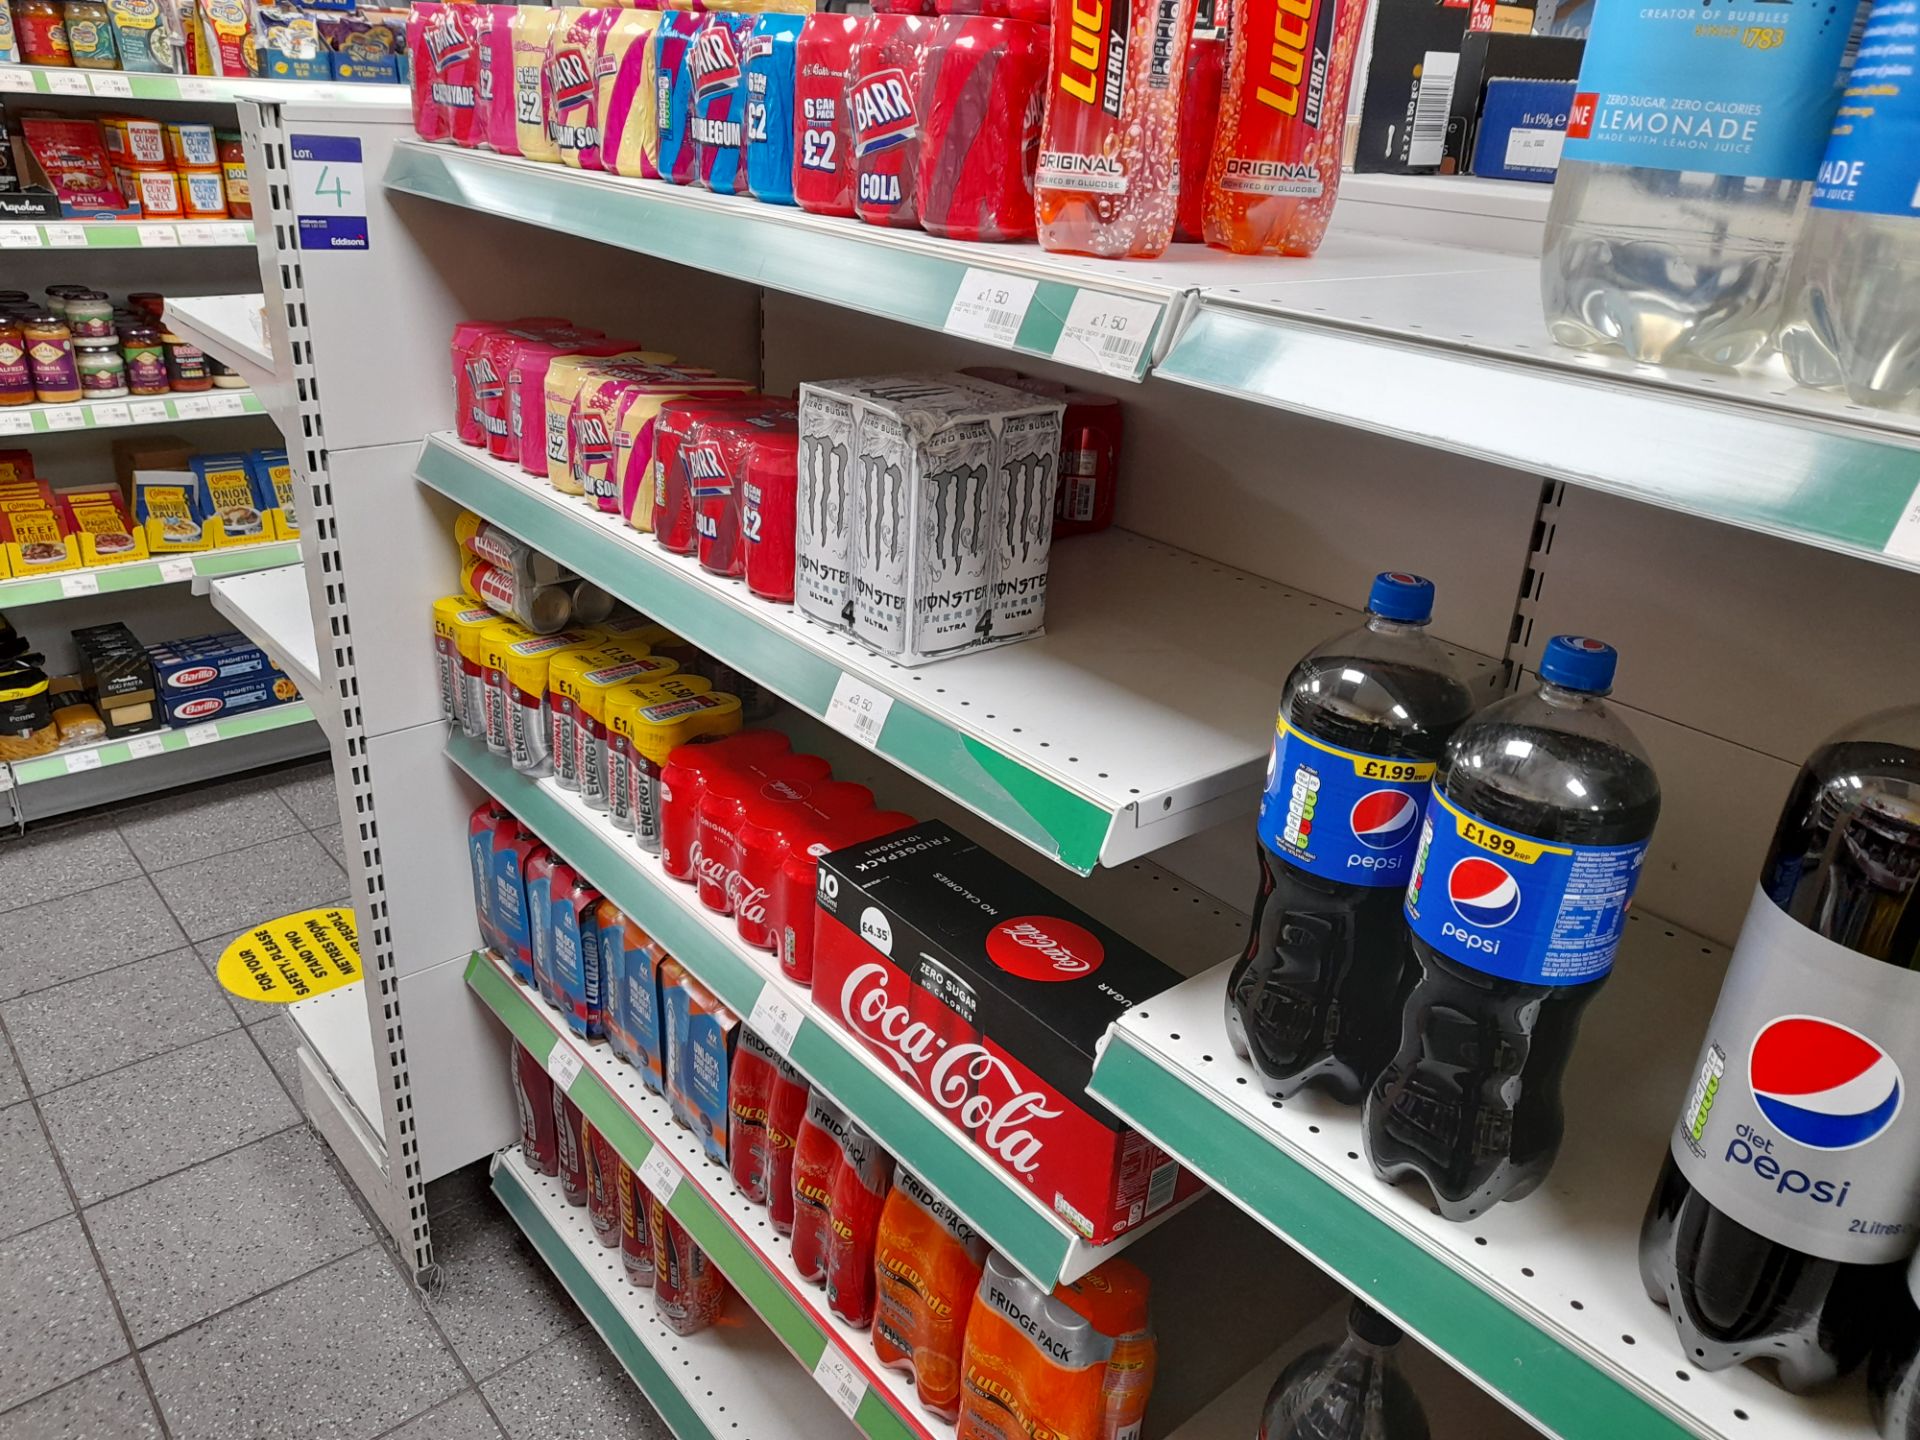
top-left (778, 808), bottom-right (915, 985)
top-left (695, 755), bottom-right (836, 916)
top-left (732, 779), bottom-right (876, 950)
top-left (743, 425), bottom-right (801, 602)
top-left (659, 729), bottom-right (798, 884)
top-left (513, 1042), bottom-right (559, 1176)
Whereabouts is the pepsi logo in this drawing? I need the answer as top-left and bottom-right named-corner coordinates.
top-left (1750, 1016), bottom-right (1903, 1151)
top-left (1385, 571), bottom-right (1422, 585)
top-left (985, 916), bottom-right (1104, 983)
top-left (1447, 857), bottom-right (1521, 928)
top-left (1564, 636), bottom-right (1609, 654)
top-left (1351, 790), bottom-right (1420, 851)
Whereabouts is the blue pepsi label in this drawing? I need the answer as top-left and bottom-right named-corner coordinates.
top-left (1256, 717), bottom-right (1436, 889)
top-left (1812, 0), bottom-right (1920, 215)
top-left (1403, 789), bottom-right (1648, 986)
top-left (1563, 0), bottom-right (1865, 180)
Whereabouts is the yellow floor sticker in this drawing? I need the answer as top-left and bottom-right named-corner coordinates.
top-left (215, 907), bottom-right (360, 1003)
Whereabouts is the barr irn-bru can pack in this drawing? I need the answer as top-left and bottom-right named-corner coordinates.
top-left (1034, 0), bottom-right (1199, 258)
top-left (1203, 0), bottom-right (1367, 256)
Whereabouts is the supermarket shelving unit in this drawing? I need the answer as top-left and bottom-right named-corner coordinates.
top-left (212, 89), bottom-right (1920, 1440)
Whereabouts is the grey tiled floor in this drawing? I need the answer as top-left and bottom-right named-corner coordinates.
top-left (0, 760), bottom-right (652, 1438)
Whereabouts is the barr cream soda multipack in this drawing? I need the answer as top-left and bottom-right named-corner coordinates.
top-left (813, 821), bottom-right (1205, 1244)
top-left (1203, 0), bottom-right (1369, 255)
top-left (1034, 0), bottom-right (1198, 257)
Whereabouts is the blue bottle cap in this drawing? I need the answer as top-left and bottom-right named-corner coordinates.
top-left (1541, 635), bottom-right (1618, 693)
top-left (1367, 571), bottom-right (1435, 624)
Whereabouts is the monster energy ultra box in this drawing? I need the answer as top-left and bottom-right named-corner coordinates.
top-left (796, 374), bottom-right (1063, 666)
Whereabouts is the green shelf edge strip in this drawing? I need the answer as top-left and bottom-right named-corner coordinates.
top-left (383, 144), bottom-right (1159, 381)
top-left (9, 702), bottom-right (316, 784)
top-left (468, 955), bottom-right (916, 1440)
top-left (417, 439), bottom-right (1110, 873)
top-left (1087, 1033), bottom-right (1692, 1440)
top-left (449, 734), bottom-right (1078, 1288)
top-left (0, 542), bottom-right (300, 604)
top-left (491, 1159), bottom-right (716, 1440)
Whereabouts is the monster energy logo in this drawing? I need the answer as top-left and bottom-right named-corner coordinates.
top-left (924, 462), bottom-right (988, 568)
top-left (800, 433), bottom-right (849, 548)
top-left (999, 451), bottom-right (1055, 565)
top-left (859, 453), bottom-right (910, 566)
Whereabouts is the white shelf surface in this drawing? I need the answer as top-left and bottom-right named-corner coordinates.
top-left (417, 434), bottom-right (1504, 872)
top-left (209, 565), bottom-right (323, 699)
top-left (0, 62), bottom-right (407, 106)
top-left (0, 219), bottom-right (252, 249)
top-left (166, 293), bottom-right (279, 395)
top-left (0, 391), bottom-right (263, 434)
top-left (0, 539), bottom-right (298, 606)
top-left (491, 1146), bottom-right (862, 1440)
top-left (289, 981), bottom-right (379, 1136)
top-left (1088, 912), bottom-right (1877, 1440)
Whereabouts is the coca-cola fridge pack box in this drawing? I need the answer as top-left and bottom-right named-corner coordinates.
top-left (812, 821), bottom-right (1204, 1243)
top-left (794, 375), bottom-right (1063, 666)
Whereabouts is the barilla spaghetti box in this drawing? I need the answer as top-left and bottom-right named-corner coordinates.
top-left (490, 824), bottom-right (543, 986)
top-left (813, 821), bottom-right (1206, 1243)
top-left (148, 631), bottom-right (274, 691)
top-left (797, 374), bottom-right (1063, 665)
top-left (160, 674), bottom-right (297, 727)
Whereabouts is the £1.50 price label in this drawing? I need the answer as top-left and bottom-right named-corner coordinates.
top-left (945, 268), bottom-right (1038, 350)
top-left (1052, 291), bottom-right (1160, 379)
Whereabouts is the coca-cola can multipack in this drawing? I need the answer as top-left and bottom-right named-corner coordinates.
top-left (795, 374), bottom-right (1063, 666)
top-left (812, 821), bottom-right (1204, 1244)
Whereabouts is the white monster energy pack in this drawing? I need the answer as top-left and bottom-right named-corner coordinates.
top-left (796, 374), bottom-right (1063, 665)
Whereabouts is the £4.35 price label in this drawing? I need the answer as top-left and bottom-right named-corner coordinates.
top-left (289, 133), bottom-right (368, 252)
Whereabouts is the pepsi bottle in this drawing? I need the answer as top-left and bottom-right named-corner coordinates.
top-left (1227, 573), bottom-right (1477, 1103)
top-left (1365, 636), bottom-right (1660, 1220)
top-left (1257, 1298), bottom-right (1431, 1440)
top-left (1640, 706), bottom-right (1920, 1391)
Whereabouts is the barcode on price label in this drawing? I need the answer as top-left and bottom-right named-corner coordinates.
top-left (637, 1148), bottom-right (681, 1204)
top-left (812, 1351), bottom-right (867, 1419)
top-left (65, 749), bottom-right (103, 774)
top-left (1051, 291), bottom-right (1161, 378)
top-left (59, 572), bottom-right (100, 599)
top-left (184, 724), bottom-right (220, 747)
top-left (43, 224), bottom-right (85, 247)
top-left (746, 988), bottom-right (802, 1058)
top-left (823, 674), bottom-right (892, 750)
top-left (129, 400), bottom-right (170, 424)
top-left (0, 224), bottom-right (40, 249)
top-left (89, 72), bottom-right (132, 97)
top-left (158, 557), bottom-right (197, 583)
top-left (44, 407), bottom-right (85, 431)
top-left (944, 268), bottom-right (1038, 349)
top-left (128, 734), bottom-right (167, 759)
top-left (139, 225), bottom-right (180, 248)
top-left (546, 1038), bottom-right (583, 1092)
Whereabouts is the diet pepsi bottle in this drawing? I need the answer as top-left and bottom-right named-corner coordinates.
top-left (1226, 574), bottom-right (1478, 1104)
top-left (1257, 1299), bottom-right (1430, 1440)
top-left (1872, 1253), bottom-right (1920, 1438)
top-left (1640, 706), bottom-right (1920, 1391)
top-left (1365, 637), bottom-right (1660, 1220)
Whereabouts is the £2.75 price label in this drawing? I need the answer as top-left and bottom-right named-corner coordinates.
top-left (289, 134), bottom-right (368, 252)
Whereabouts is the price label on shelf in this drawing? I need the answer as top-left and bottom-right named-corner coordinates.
top-left (138, 224), bottom-right (179, 248)
top-left (90, 402), bottom-right (130, 427)
top-left (812, 1351), bottom-right (867, 1420)
top-left (0, 68), bottom-right (35, 93)
top-left (184, 723), bottom-right (220, 747)
top-left (179, 225), bottom-right (223, 247)
top-left (129, 400), bottom-right (170, 424)
top-left (637, 1148), bottom-right (681, 1205)
top-left (0, 224), bottom-right (40, 249)
top-left (88, 72), bottom-right (132, 97)
top-left (173, 396), bottom-right (213, 419)
top-left (0, 412), bottom-right (32, 435)
top-left (208, 222), bottom-right (248, 245)
top-left (746, 988), bottom-right (802, 1060)
top-left (127, 734), bottom-right (167, 760)
top-left (45, 70), bottom-right (89, 94)
top-left (58, 572), bottom-right (100, 599)
top-left (823, 674), bottom-right (892, 751)
top-left (209, 393), bottom-right (247, 416)
top-left (178, 77), bottom-right (217, 99)
top-left (546, 1038), bottom-right (583, 1093)
top-left (43, 223), bottom-right (85, 248)
top-left (64, 749), bottom-right (102, 774)
top-left (158, 557), bottom-right (197, 583)
top-left (945, 269), bottom-right (1037, 350)
top-left (1887, 480), bottom-right (1920, 564)
top-left (1051, 291), bottom-right (1161, 379)
top-left (43, 406), bottom-right (85, 431)
top-left (0, 767), bottom-right (12, 793)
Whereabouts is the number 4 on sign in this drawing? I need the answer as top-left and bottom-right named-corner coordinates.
top-left (313, 166), bottom-right (352, 208)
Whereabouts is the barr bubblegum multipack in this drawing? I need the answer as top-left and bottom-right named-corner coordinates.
top-left (812, 821), bottom-right (1204, 1244)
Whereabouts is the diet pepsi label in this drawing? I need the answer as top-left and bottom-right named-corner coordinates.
top-left (1403, 789), bottom-right (1647, 985)
top-left (1256, 716), bottom-right (1435, 888)
top-left (1670, 886), bottom-right (1920, 1264)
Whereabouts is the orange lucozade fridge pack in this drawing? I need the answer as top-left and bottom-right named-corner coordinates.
top-left (956, 1252), bottom-right (1112, 1440)
top-left (1201, 0), bottom-right (1370, 256)
top-left (1033, 0), bottom-right (1199, 259)
top-left (872, 1170), bottom-right (990, 1420)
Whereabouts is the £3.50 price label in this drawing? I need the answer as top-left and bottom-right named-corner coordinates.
top-left (1052, 291), bottom-right (1160, 379)
top-left (824, 674), bottom-right (892, 750)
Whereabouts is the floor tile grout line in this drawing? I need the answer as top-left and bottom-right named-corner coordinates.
top-left (16, 1009), bottom-right (250, 1104)
top-left (0, 861), bottom-right (147, 918)
top-left (0, 1353), bottom-right (149, 1427)
top-left (0, 1009), bottom-right (175, 1439)
top-left (0, 937), bottom-right (205, 1009)
top-left (128, 1239), bottom-right (383, 1355)
top-left (367, 1384), bottom-right (491, 1440)
top-left (65, 1118), bottom-right (309, 1214)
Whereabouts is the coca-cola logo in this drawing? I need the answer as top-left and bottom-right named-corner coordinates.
top-left (984, 916), bottom-right (1104, 983)
top-left (839, 962), bottom-right (1060, 1175)
top-left (759, 779), bottom-right (813, 803)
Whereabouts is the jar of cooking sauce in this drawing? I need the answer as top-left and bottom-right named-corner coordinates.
top-left (76, 345), bottom-right (128, 398)
top-left (16, 0), bottom-right (72, 65)
top-left (0, 323), bottom-right (33, 407)
top-left (65, 292), bottom-right (115, 343)
top-left (120, 325), bottom-right (169, 396)
top-left (22, 313), bottom-right (79, 403)
top-left (160, 331), bottom-right (210, 391)
top-left (61, 0), bottom-right (118, 67)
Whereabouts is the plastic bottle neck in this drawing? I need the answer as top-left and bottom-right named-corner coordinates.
top-left (1366, 613), bottom-right (1429, 640)
top-left (1538, 679), bottom-right (1608, 710)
